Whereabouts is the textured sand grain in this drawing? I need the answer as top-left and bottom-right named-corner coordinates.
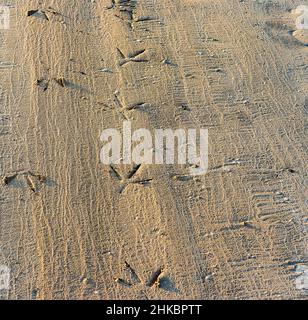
top-left (0, 0), bottom-right (307, 299)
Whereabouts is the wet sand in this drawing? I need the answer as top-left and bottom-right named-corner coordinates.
top-left (0, 0), bottom-right (307, 299)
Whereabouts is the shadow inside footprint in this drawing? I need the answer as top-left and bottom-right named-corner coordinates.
top-left (54, 78), bottom-right (88, 92)
top-left (159, 276), bottom-right (180, 293)
top-left (44, 177), bottom-right (57, 187)
top-left (4, 177), bottom-right (25, 189)
top-left (27, 10), bottom-right (49, 21)
top-left (65, 80), bottom-right (86, 91)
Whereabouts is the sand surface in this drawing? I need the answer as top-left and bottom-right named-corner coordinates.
top-left (0, 0), bottom-right (307, 299)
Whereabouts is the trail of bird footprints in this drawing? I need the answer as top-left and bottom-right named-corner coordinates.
top-left (106, 0), bottom-right (156, 196)
top-left (114, 261), bottom-right (164, 289)
top-left (26, 1), bottom-right (207, 298)
top-left (2, 171), bottom-right (47, 193)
